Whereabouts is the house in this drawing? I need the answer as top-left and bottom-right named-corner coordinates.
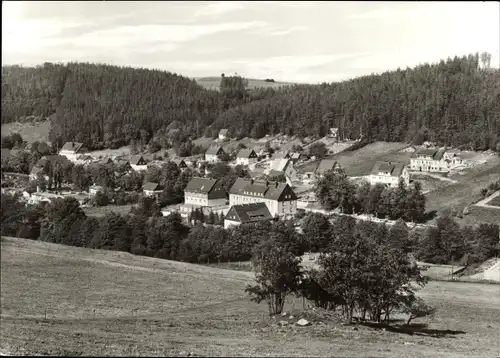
top-left (315, 159), bottom-right (342, 178)
top-left (173, 159), bottom-right (188, 170)
top-left (59, 142), bottom-right (84, 162)
top-left (224, 202), bottom-right (275, 229)
top-left (184, 177), bottom-right (227, 207)
top-left (130, 155), bottom-right (148, 171)
top-left (205, 146), bottom-right (226, 163)
top-left (236, 149), bottom-right (258, 166)
top-left (27, 191), bottom-right (64, 205)
top-left (229, 178), bottom-right (298, 219)
top-left (268, 158), bottom-right (297, 185)
top-left (75, 154), bottom-right (94, 165)
top-left (115, 159), bottom-right (133, 172)
top-left (273, 150), bottom-right (290, 159)
top-left (29, 166), bottom-right (48, 181)
top-left (218, 129), bottom-right (229, 141)
top-left (88, 184), bottom-right (104, 196)
top-left (143, 182), bottom-right (163, 198)
top-left (410, 149), bottom-right (450, 172)
top-left (368, 161), bottom-right (409, 188)
top-left (290, 152), bottom-right (302, 164)
top-left (329, 127), bottom-right (339, 139)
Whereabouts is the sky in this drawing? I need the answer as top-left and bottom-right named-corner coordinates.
top-left (2, 1), bottom-right (499, 83)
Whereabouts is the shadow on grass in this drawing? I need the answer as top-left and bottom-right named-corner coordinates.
top-left (360, 322), bottom-right (466, 338)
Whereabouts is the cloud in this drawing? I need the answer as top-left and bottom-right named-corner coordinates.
top-left (267, 26), bottom-right (308, 36)
top-left (194, 2), bottom-right (246, 18)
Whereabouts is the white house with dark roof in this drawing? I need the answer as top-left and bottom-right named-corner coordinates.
top-left (218, 129), bottom-right (229, 141)
top-left (130, 155), bottom-right (148, 171)
top-left (205, 146), bottom-right (226, 163)
top-left (410, 148), bottom-right (460, 172)
top-left (368, 161), bottom-right (409, 188)
top-left (59, 142), bottom-right (84, 162)
top-left (236, 148), bottom-right (258, 166)
top-left (173, 159), bottom-right (188, 171)
top-left (315, 159), bottom-right (342, 178)
top-left (229, 178), bottom-right (297, 219)
top-left (224, 202), bottom-right (275, 229)
top-left (143, 182), bottom-right (163, 197)
top-left (184, 177), bottom-right (227, 207)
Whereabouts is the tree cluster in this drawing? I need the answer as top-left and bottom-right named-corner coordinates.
top-left (315, 170), bottom-right (426, 222)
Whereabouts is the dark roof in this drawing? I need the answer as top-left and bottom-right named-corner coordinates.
top-left (184, 177), bottom-right (226, 200)
top-left (130, 155), bottom-right (146, 165)
top-left (370, 161), bottom-right (406, 177)
top-left (229, 177), bottom-right (297, 201)
top-left (413, 149), bottom-right (445, 160)
top-left (206, 146), bottom-right (225, 155)
top-left (173, 159), bottom-right (186, 166)
top-left (60, 142), bottom-right (83, 153)
top-left (315, 159), bottom-right (338, 174)
top-left (143, 182), bottom-right (160, 191)
top-left (225, 202), bottom-right (273, 223)
top-left (237, 148), bottom-right (256, 158)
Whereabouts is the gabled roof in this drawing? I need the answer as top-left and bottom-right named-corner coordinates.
top-left (184, 177), bottom-right (226, 201)
top-left (225, 202), bottom-right (273, 224)
top-left (143, 182), bottom-right (160, 191)
top-left (370, 161), bottom-right (406, 177)
top-left (315, 159), bottom-right (339, 175)
top-left (270, 158), bottom-right (291, 172)
top-left (229, 177), bottom-right (297, 201)
top-left (413, 148), bottom-right (446, 160)
top-left (60, 142), bottom-right (83, 153)
top-left (237, 148), bottom-right (257, 159)
top-left (130, 155), bottom-right (146, 166)
top-left (173, 159), bottom-right (186, 166)
top-left (206, 146), bottom-right (225, 155)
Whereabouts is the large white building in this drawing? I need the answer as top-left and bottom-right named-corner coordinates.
top-left (184, 177), bottom-right (227, 207)
top-left (368, 161), bottom-right (409, 188)
top-left (410, 148), bottom-right (462, 173)
top-left (236, 149), bottom-right (258, 166)
top-left (59, 142), bottom-right (84, 162)
top-left (229, 178), bottom-right (297, 219)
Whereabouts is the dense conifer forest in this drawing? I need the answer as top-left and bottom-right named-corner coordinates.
top-left (2, 53), bottom-right (499, 151)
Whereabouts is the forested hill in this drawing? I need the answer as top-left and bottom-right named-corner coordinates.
top-left (2, 54), bottom-right (499, 151)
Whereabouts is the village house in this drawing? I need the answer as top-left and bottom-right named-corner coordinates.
top-left (184, 177), bottom-right (227, 207)
top-left (75, 154), bottom-right (94, 165)
top-left (229, 178), bottom-right (298, 219)
top-left (115, 159), bottom-right (133, 172)
top-left (143, 182), bottom-right (163, 198)
top-left (130, 155), bottom-right (148, 171)
top-left (88, 184), bottom-right (104, 196)
top-left (173, 159), bottom-right (188, 171)
top-left (205, 146), bottom-right (226, 163)
top-left (236, 148), bottom-right (258, 166)
top-left (218, 129), bottom-right (228, 141)
top-left (268, 158), bottom-right (297, 185)
top-left (315, 159), bottom-right (343, 178)
top-left (368, 161), bottom-right (409, 188)
top-left (410, 148), bottom-right (458, 172)
top-left (329, 127), bottom-right (339, 139)
top-left (59, 142), bottom-right (84, 162)
top-left (224, 202), bottom-right (275, 229)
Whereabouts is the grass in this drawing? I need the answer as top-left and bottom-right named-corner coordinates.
top-left (2, 237), bottom-right (500, 357)
top-left (330, 142), bottom-right (413, 177)
top-left (194, 77), bottom-right (294, 91)
top-left (425, 157), bottom-right (500, 214)
top-left (1, 120), bottom-right (51, 144)
top-left (82, 204), bottom-right (135, 218)
top-left (456, 206), bottom-right (500, 227)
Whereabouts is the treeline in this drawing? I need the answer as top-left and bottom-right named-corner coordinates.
top-left (301, 212), bottom-right (500, 265)
top-left (315, 170), bottom-right (427, 222)
top-left (3, 53), bottom-right (499, 151)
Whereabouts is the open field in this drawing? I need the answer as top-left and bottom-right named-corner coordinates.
top-left (82, 204), bottom-right (135, 218)
top-left (330, 142), bottom-right (413, 177)
top-left (194, 77), bottom-right (295, 91)
top-left (425, 156), bottom-right (500, 215)
top-left (455, 205), bottom-right (500, 227)
top-left (2, 237), bottom-right (500, 357)
top-left (1, 120), bottom-right (51, 144)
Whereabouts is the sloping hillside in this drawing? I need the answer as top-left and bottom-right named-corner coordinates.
top-left (2, 237), bottom-right (500, 357)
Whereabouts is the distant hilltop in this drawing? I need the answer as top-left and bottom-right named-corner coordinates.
top-left (194, 76), bottom-right (296, 90)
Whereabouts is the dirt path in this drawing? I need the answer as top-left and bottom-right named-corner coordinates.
top-left (409, 171), bottom-right (458, 184)
top-left (474, 191), bottom-right (500, 209)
